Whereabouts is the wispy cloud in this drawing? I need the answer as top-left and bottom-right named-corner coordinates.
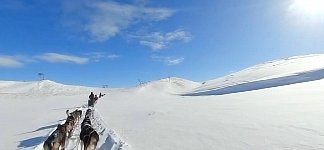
top-left (132, 29), bottom-right (192, 51)
top-left (36, 53), bottom-right (89, 64)
top-left (0, 55), bottom-right (24, 68)
top-left (83, 52), bottom-right (120, 61)
top-left (63, 0), bottom-right (174, 42)
top-left (1, 52), bottom-right (116, 67)
top-left (152, 55), bottom-right (184, 65)
top-left (107, 54), bottom-right (120, 60)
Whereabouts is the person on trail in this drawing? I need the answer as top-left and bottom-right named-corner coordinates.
top-left (89, 92), bottom-right (94, 101)
top-left (99, 92), bottom-right (102, 98)
top-left (88, 92), bottom-right (94, 107)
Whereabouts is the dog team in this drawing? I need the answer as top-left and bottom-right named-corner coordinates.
top-left (88, 92), bottom-right (105, 107)
top-left (43, 92), bottom-right (102, 150)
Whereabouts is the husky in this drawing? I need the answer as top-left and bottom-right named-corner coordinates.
top-left (80, 116), bottom-right (99, 150)
top-left (43, 124), bottom-right (67, 150)
top-left (84, 108), bottom-right (94, 120)
top-left (66, 109), bottom-right (82, 123)
top-left (64, 115), bottom-right (75, 138)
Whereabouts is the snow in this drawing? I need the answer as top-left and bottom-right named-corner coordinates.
top-left (2, 54), bottom-right (324, 149)
top-left (135, 77), bottom-right (201, 94)
top-left (0, 80), bottom-right (98, 95)
top-left (186, 54), bottom-right (324, 95)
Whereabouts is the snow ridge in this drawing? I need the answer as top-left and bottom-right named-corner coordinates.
top-left (0, 80), bottom-right (97, 96)
top-left (186, 54), bottom-right (324, 96)
top-left (136, 77), bottom-right (200, 94)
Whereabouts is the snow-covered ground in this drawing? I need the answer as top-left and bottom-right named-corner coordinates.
top-left (2, 54), bottom-right (324, 149)
top-left (186, 54), bottom-right (324, 96)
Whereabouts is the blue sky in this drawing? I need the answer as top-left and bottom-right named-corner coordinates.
top-left (1, 0), bottom-right (324, 87)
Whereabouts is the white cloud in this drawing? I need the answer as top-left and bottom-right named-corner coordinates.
top-left (107, 54), bottom-right (120, 60)
top-left (0, 55), bottom-right (24, 68)
top-left (83, 52), bottom-right (120, 61)
top-left (165, 29), bottom-right (192, 42)
top-left (36, 53), bottom-right (89, 64)
top-left (140, 41), bottom-right (165, 50)
top-left (0, 52), bottom-right (114, 67)
top-left (63, 0), bottom-right (174, 42)
top-left (133, 29), bottom-right (192, 51)
top-left (141, 7), bottom-right (174, 21)
top-left (151, 55), bottom-right (184, 65)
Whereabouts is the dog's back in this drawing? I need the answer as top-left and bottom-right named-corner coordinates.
top-left (65, 115), bottom-right (75, 138)
top-left (80, 125), bottom-right (99, 150)
top-left (88, 131), bottom-right (99, 150)
top-left (80, 116), bottom-right (99, 150)
top-left (43, 124), bottom-right (67, 150)
top-left (43, 129), bottom-right (58, 150)
top-left (65, 115), bottom-right (75, 128)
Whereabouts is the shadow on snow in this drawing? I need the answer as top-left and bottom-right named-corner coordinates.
top-left (18, 136), bottom-right (46, 148)
top-left (98, 135), bottom-right (115, 150)
top-left (16, 124), bottom-right (58, 136)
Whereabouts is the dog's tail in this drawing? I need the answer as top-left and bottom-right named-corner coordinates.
top-left (66, 110), bottom-right (70, 116)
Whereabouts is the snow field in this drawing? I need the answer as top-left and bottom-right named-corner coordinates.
top-left (2, 54), bottom-right (324, 149)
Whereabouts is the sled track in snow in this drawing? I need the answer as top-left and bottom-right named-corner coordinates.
top-left (33, 105), bottom-right (128, 150)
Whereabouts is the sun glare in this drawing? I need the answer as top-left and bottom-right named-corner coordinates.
top-left (290, 0), bottom-right (324, 16)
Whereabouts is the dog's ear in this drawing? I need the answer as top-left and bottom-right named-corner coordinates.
top-left (57, 124), bottom-right (63, 130)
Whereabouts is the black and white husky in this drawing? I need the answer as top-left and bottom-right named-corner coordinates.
top-left (80, 115), bottom-right (99, 150)
top-left (43, 124), bottom-right (67, 150)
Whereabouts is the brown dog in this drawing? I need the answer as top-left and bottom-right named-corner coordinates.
top-left (66, 109), bottom-right (82, 123)
top-left (74, 109), bottom-right (82, 121)
top-left (64, 115), bottom-right (75, 138)
top-left (43, 124), bottom-right (67, 150)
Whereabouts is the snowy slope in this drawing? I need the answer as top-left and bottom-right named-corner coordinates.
top-left (97, 79), bottom-right (324, 150)
top-left (0, 80), bottom-right (98, 95)
top-left (2, 54), bottom-right (324, 150)
top-left (186, 54), bottom-right (324, 95)
top-left (135, 77), bottom-right (200, 94)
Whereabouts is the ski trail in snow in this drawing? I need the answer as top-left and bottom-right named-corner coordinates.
top-left (32, 105), bottom-right (128, 150)
top-left (91, 107), bottom-right (128, 150)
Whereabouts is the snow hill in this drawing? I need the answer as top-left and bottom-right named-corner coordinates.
top-left (135, 77), bottom-right (201, 93)
top-left (2, 54), bottom-right (324, 150)
top-left (186, 54), bottom-right (324, 95)
top-left (0, 80), bottom-right (96, 95)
